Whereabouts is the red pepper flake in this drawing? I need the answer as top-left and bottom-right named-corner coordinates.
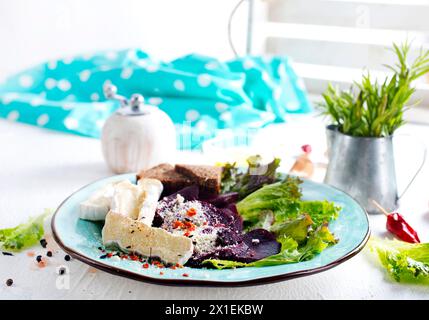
top-left (175, 263), bottom-right (182, 268)
top-left (182, 273), bottom-right (189, 277)
top-left (184, 231), bottom-right (190, 237)
top-left (173, 220), bottom-right (184, 229)
top-left (170, 266), bottom-right (177, 270)
top-left (187, 208), bottom-right (197, 217)
top-left (157, 264), bottom-right (164, 268)
top-left (130, 255), bottom-right (138, 261)
top-left (159, 272), bottom-right (164, 275)
top-left (143, 263), bottom-right (149, 269)
top-left (106, 253), bottom-right (113, 258)
top-left (203, 221), bottom-right (208, 226)
top-left (27, 251), bottom-right (35, 257)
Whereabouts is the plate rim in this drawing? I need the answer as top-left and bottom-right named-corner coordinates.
top-left (51, 173), bottom-right (371, 287)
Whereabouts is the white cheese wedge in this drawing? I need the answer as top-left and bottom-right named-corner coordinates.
top-left (137, 178), bottom-right (163, 225)
top-left (110, 180), bottom-right (147, 220)
top-left (79, 181), bottom-right (120, 221)
top-left (102, 211), bottom-right (193, 265)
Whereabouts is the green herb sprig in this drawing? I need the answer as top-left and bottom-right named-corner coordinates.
top-left (319, 42), bottom-right (429, 137)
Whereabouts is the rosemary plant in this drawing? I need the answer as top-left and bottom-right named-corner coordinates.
top-left (319, 42), bottom-right (429, 137)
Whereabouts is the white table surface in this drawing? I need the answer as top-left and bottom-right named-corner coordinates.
top-left (1, 115), bottom-right (429, 300)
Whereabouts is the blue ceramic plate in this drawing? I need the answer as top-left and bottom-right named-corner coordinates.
top-left (52, 173), bottom-right (370, 286)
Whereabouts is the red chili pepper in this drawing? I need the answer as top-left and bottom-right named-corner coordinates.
top-left (373, 201), bottom-right (420, 243)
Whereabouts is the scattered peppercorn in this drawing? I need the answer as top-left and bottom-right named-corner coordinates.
top-left (40, 239), bottom-right (47, 248)
top-left (58, 267), bottom-right (66, 275)
top-left (6, 279), bottom-right (13, 286)
top-left (36, 255), bottom-right (42, 263)
top-left (99, 254), bottom-right (108, 259)
top-left (2, 252), bottom-right (13, 256)
top-left (46, 251), bottom-right (53, 257)
top-left (64, 255), bottom-right (71, 261)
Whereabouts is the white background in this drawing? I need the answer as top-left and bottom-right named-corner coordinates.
top-left (0, 0), bottom-right (263, 78)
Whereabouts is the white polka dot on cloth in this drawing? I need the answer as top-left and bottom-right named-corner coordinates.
top-left (215, 102), bottom-right (228, 113)
top-left (197, 74), bottom-right (212, 87)
top-left (90, 93), bottom-right (100, 101)
top-left (120, 68), bottom-right (133, 80)
top-left (30, 96), bottom-right (44, 107)
top-left (146, 65), bottom-right (159, 73)
top-left (64, 117), bottom-right (79, 129)
top-left (79, 70), bottom-right (91, 82)
top-left (7, 110), bottom-right (19, 121)
top-left (148, 97), bottom-right (163, 105)
top-left (47, 61), bottom-right (57, 70)
top-left (62, 102), bottom-right (75, 110)
top-left (185, 109), bottom-right (200, 122)
top-left (205, 61), bottom-right (218, 70)
top-left (19, 75), bottom-right (34, 88)
top-left (45, 78), bottom-right (57, 90)
top-left (195, 120), bottom-right (208, 131)
top-left (62, 57), bottom-right (74, 65)
top-left (243, 59), bottom-right (255, 70)
top-left (173, 80), bottom-right (185, 91)
top-left (57, 79), bottom-right (72, 91)
top-left (36, 114), bottom-right (49, 126)
top-left (219, 111), bottom-right (232, 122)
top-left (262, 72), bottom-right (270, 82)
top-left (277, 64), bottom-right (286, 78)
top-left (105, 51), bottom-right (118, 60)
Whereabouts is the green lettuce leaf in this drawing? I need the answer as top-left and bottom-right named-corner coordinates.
top-left (270, 214), bottom-right (313, 244)
top-left (0, 209), bottom-right (51, 252)
top-left (369, 237), bottom-right (429, 284)
top-left (236, 176), bottom-right (303, 224)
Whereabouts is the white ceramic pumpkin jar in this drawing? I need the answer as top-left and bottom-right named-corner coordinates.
top-left (101, 84), bottom-right (176, 173)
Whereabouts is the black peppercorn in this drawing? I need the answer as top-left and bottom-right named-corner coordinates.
top-left (46, 251), bottom-right (53, 257)
top-left (36, 255), bottom-right (42, 263)
top-left (6, 279), bottom-right (13, 286)
top-left (64, 254), bottom-right (71, 261)
top-left (40, 239), bottom-right (47, 248)
top-left (58, 267), bottom-right (66, 275)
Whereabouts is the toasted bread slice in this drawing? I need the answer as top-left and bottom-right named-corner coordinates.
top-left (137, 163), bottom-right (192, 195)
top-left (175, 164), bottom-right (221, 194)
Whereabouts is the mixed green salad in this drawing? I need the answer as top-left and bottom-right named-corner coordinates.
top-left (203, 156), bottom-right (341, 269)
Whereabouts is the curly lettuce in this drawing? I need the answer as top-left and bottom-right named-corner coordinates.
top-left (0, 209), bottom-right (51, 252)
top-left (221, 155), bottom-right (282, 199)
top-left (370, 237), bottom-right (429, 284)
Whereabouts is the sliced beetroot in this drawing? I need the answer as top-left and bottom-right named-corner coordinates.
top-left (166, 184), bottom-right (199, 201)
top-left (241, 229), bottom-right (281, 262)
top-left (202, 192), bottom-right (239, 208)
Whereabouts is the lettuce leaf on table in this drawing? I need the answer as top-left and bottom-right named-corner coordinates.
top-left (370, 237), bottom-right (429, 284)
top-left (0, 209), bottom-right (51, 252)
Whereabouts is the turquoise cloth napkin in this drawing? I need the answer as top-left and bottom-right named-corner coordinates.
top-left (0, 49), bottom-right (311, 149)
